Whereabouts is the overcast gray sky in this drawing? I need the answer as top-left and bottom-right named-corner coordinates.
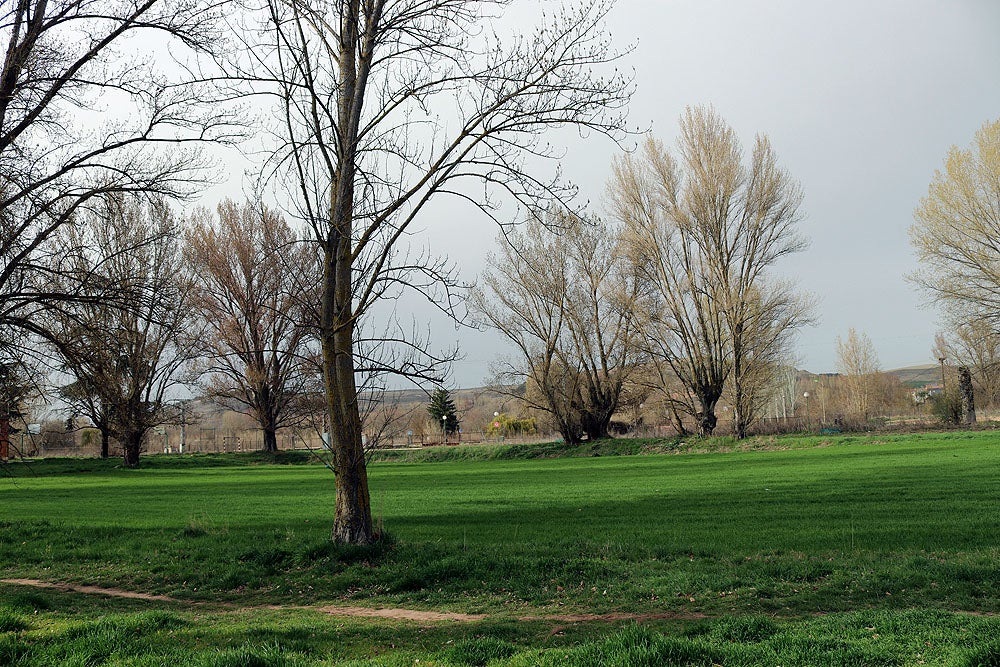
top-left (199, 0), bottom-right (1000, 389)
top-left (421, 0), bottom-right (1000, 387)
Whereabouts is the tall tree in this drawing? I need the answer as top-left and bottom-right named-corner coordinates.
top-left (610, 108), bottom-right (809, 436)
top-left (0, 359), bottom-right (36, 461)
top-left (235, 0), bottom-right (632, 542)
top-left (934, 324), bottom-right (1000, 410)
top-left (185, 199), bottom-right (319, 454)
top-left (957, 365), bottom-right (977, 425)
top-left (728, 286), bottom-right (812, 437)
top-left (427, 388), bottom-right (458, 436)
top-left (0, 0), bottom-right (234, 360)
top-left (59, 379), bottom-right (114, 458)
top-left (910, 118), bottom-right (1000, 324)
top-left (473, 213), bottom-right (643, 445)
top-left (52, 196), bottom-right (196, 467)
top-left (835, 328), bottom-right (882, 421)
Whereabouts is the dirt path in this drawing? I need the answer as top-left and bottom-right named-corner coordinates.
top-left (2, 578), bottom-right (180, 603)
top-left (1, 577), bottom-right (708, 624)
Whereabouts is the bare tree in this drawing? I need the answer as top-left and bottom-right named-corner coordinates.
top-left (52, 196), bottom-right (197, 467)
top-left (910, 118), bottom-right (1000, 324)
top-left (835, 328), bottom-right (882, 421)
top-left (0, 0), bottom-right (236, 363)
top-left (186, 199), bottom-right (319, 453)
top-left (728, 285), bottom-right (813, 437)
top-left (474, 213), bottom-right (642, 444)
top-left (935, 324), bottom-right (1000, 410)
top-left (230, 0), bottom-right (632, 542)
top-left (59, 378), bottom-right (114, 458)
top-left (768, 364), bottom-right (801, 423)
top-left (611, 108), bottom-right (809, 436)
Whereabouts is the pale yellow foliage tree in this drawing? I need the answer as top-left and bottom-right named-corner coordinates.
top-left (610, 107), bottom-right (811, 437)
top-left (835, 328), bottom-right (882, 421)
top-left (910, 119), bottom-right (1000, 320)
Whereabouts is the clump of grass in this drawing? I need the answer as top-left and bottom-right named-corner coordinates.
top-left (0, 634), bottom-right (28, 664)
top-left (711, 614), bottom-right (780, 643)
top-left (0, 609), bottom-right (29, 633)
top-left (239, 547), bottom-right (291, 572)
top-left (443, 637), bottom-right (520, 666)
top-left (5, 591), bottom-right (51, 613)
top-left (296, 531), bottom-right (397, 567)
top-left (575, 625), bottom-right (722, 667)
top-left (181, 523), bottom-right (209, 538)
top-left (120, 611), bottom-right (186, 633)
top-left (193, 641), bottom-right (310, 667)
top-left (962, 640), bottom-right (1000, 667)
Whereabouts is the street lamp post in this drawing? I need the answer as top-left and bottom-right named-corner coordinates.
top-left (441, 414), bottom-right (448, 445)
top-left (939, 356), bottom-right (947, 391)
top-left (803, 391), bottom-right (811, 432)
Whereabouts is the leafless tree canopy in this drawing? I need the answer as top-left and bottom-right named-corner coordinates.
top-left (473, 212), bottom-right (643, 444)
top-left (610, 107), bottom-right (810, 436)
top-left (0, 0), bottom-right (237, 360)
top-left (50, 196), bottom-right (197, 467)
top-left (186, 199), bottom-right (320, 454)
top-left (935, 324), bottom-right (1000, 410)
top-left (225, 0), bottom-right (632, 543)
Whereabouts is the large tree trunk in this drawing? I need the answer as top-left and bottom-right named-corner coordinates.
top-left (323, 185), bottom-right (375, 543)
top-left (696, 393), bottom-right (719, 436)
top-left (123, 431), bottom-right (142, 468)
top-left (321, 0), bottom-right (375, 546)
top-left (733, 415), bottom-right (748, 440)
top-left (733, 391), bottom-right (753, 439)
top-left (581, 411), bottom-right (611, 441)
top-left (581, 389), bottom-right (615, 441)
top-left (256, 385), bottom-right (279, 453)
top-left (959, 365), bottom-right (977, 425)
top-left (698, 410), bottom-right (717, 436)
top-left (100, 429), bottom-right (109, 459)
top-left (559, 423), bottom-right (584, 445)
top-left (262, 425), bottom-right (278, 453)
top-left (326, 321), bottom-right (374, 544)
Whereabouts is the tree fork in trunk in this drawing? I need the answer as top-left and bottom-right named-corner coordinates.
top-left (698, 411), bottom-right (718, 436)
top-left (697, 395), bottom-right (719, 436)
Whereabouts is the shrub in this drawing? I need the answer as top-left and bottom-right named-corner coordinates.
top-left (486, 413), bottom-right (537, 437)
top-left (930, 390), bottom-right (963, 425)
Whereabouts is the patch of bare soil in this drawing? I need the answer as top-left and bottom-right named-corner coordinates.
top-left (316, 605), bottom-right (487, 622)
top-left (1, 578), bottom-right (178, 603)
top-left (523, 611), bottom-right (709, 623)
top-left (0, 578), bottom-right (709, 624)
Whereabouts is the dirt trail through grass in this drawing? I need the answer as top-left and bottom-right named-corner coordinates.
top-left (1, 577), bottom-right (708, 624)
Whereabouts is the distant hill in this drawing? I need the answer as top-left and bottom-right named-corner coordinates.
top-left (884, 364), bottom-right (942, 388)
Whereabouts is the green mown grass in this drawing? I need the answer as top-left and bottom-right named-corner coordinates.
top-left (1, 594), bottom-right (999, 665)
top-left (3, 431), bottom-right (1000, 663)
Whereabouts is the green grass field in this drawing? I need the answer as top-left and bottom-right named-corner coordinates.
top-left (3, 431), bottom-right (1000, 664)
